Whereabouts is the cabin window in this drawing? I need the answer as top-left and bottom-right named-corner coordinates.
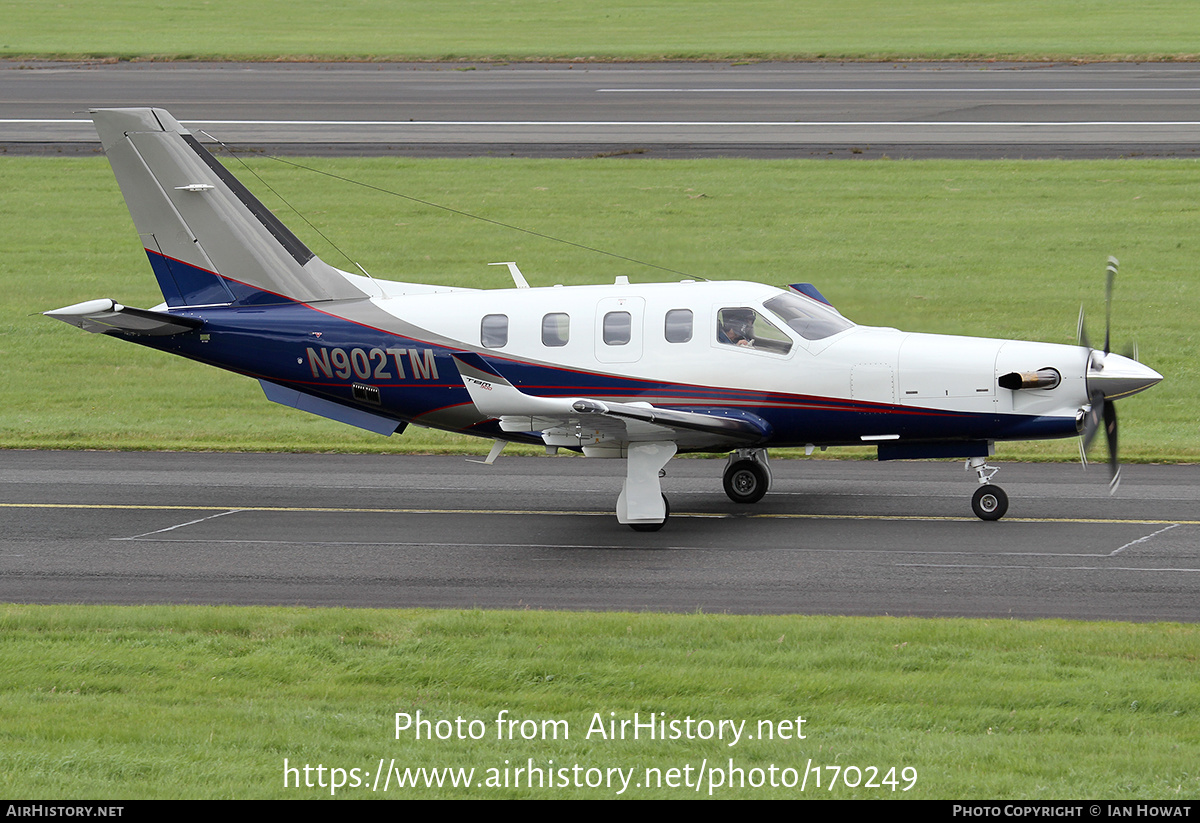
top-left (542, 312), bottom-right (570, 347)
top-left (481, 314), bottom-right (508, 348)
top-left (762, 292), bottom-right (854, 340)
top-left (664, 309), bottom-right (693, 343)
top-left (717, 307), bottom-right (792, 354)
top-left (603, 311), bottom-right (632, 345)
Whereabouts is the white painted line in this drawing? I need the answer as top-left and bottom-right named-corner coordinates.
top-left (5, 118), bottom-right (1200, 128)
top-left (9, 501), bottom-right (1191, 528)
top-left (118, 538), bottom-right (1176, 557)
top-left (1110, 523), bottom-right (1180, 555)
top-left (600, 87), bottom-right (1200, 94)
top-left (114, 509), bottom-right (243, 540)
top-left (116, 537), bottom-right (731, 551)
top-left (184, 119), bottom-right (1200, 127)
top-left (898, 563), bottom-right (1200, 572)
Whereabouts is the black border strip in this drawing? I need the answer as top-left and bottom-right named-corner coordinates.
top-left (182, 133), bottom-right (315, 266)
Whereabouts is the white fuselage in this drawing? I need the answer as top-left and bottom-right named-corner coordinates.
top-left (352, 276), bottom-right (1092, 442)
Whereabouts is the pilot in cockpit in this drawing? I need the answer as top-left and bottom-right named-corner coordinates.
top-left (719, 309), bottom-right (757, 347)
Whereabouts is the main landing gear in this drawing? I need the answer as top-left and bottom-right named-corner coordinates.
top-left (967, 455), bottom-right (1008, 521)
top-left (622, 447), bottom-right (773, 531)
top-left (629, 495), bottom-right (670, 532)
top-left (618, 441), bottom-right (677, 532)
top-left (723, 449), bottom-right (772, 504)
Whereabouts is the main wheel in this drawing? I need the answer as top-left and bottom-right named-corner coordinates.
top-left (971, 484), bottom-right (1008, 521)
top-left (629, 495), bottom-right (670, 532)
top-left (723, 459), bottom-right (768, 504)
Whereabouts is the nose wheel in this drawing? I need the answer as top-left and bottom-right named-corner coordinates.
top-left (966, 455), bottom-right (1008, 521)
top-left (971, 484), bottom-right (1008, 521)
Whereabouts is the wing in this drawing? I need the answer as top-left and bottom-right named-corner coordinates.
top-left (452, 352), bottom-right (771, 453)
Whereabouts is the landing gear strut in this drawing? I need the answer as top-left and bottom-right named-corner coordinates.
top-left (618, 441), bottom-right (677, 531)
top-left (723, 449), bottom-right (771, 504)
top-left (966, 455), bottom-right (1008, 521)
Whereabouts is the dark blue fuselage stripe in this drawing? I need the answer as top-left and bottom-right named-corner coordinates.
top-left (134, 254), bottom-right (1079, 446)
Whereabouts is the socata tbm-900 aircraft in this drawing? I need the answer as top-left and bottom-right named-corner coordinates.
top-left (47, 108), bottom-right (1163, 530)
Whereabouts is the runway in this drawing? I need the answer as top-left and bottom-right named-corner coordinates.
top-left (2, 451), bottom-right (1196, 621)
top-left (3, 60), bottom-right (1200, 158)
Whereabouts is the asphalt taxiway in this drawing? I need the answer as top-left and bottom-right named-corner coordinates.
top-left (4, 62), bottom-right (1196, 620)
top-left (2, 451), bottom-right (1196, 620)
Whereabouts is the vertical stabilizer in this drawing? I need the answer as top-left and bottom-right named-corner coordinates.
top-left (92, 108), bottom-right (366, 307)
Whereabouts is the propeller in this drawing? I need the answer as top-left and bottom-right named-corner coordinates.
top-left (1075, 256), bottom-right (1160, 495)
top-left (1078, 388), bottom-right (1120, 492)
top-left (1075, 256), bottom-right (1117, 358)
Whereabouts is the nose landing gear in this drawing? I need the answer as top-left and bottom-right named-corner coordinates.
top-left (967, 455), bottom-right (1008, 521)
top-left (971, 484), bottom-right (1008, 521)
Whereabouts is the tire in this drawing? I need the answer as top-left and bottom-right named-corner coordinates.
top-left (723, 459), bottom-right (768, 504)
top-left (971, 484), bottom-right (1009, 521)
top-left (630, 495), bottom-right (670, 532)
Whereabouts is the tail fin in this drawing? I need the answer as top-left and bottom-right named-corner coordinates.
top-left (92, 108), bottom-right (366, 307)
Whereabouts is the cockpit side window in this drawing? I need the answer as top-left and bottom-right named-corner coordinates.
top-left (717, 308), bottom-right (792, 354)
top-left (762, 292), bottom-right (854, 340)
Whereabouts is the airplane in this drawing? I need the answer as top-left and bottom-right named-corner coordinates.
top-left (45, 108), bottom-right (1163, 531)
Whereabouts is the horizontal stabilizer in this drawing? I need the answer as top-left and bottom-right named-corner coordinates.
top-left (44, 298), bottom-right (203, 336)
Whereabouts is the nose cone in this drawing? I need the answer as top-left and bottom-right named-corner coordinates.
top-left (1087, 352), bottom-right (1163, 401)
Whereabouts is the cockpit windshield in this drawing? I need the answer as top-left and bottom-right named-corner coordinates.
top-left (762, 292), bottom-right (854, 341)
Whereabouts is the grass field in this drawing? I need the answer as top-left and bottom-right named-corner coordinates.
top-left (0, 604), bottom-right (1196, 799)
top-left (3, 154), bottom-right (1196, 459)
top-left (3, 0), bottom-right (1200, 62)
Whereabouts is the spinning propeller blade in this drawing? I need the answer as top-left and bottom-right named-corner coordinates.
top-left (1104, 398), bottom-right (1120, 494)
top-left (1078, 258), bottom-right (1117, 490)
top-left (1076, 256), bottom-right (1159, 494)
top-left (1104, 255), bottom-right (1116, 356)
